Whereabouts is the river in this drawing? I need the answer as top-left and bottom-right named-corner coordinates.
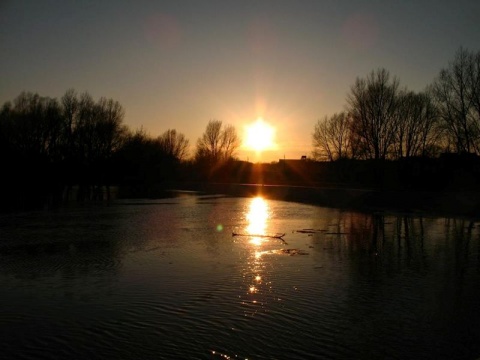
top-left (0, 194), bottom-right (479, 359)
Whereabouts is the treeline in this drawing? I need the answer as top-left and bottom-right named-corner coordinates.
top-left (0, 86), bottom-right (246, 210)
top-left (1, 47), bottom-right (480, 211)
top-left (0, 89), bottom-right (194, 209)
top-left (313, 47), bottom-right (480, 160)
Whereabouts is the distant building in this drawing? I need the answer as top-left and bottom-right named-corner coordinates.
top-left (278, 155), bottom-right (309, 165)
top-left (278, 156), bottom-right (314, 183)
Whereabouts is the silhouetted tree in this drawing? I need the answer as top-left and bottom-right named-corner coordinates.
top-left (394, 90), bottom-right (442, 158)
top-left (6, 92), bottom-right (63, 161)
top-left (157, 129), bottom-right (190, 161)
top-left (0, 88), bottom-right (199, 206)
top-left (195, 120), bottom-right (240, 163)
top-left (95, 97), bottom-right (128, 159)
top-left (68, 92), bottom-right (128, 199)
top-left (312, 112), bottom-right (354, 161)
top-left (115, 128), bottom-right (185, 196)
top-left (432, 48), bottom-right (480, 154)
top-left (432, 47), bottom-right (480, 154)
top-left (347, 68), bottom-right (400, 160)
top-left (61, 89), bottom-right (79, 157)
top-left (0, 101), bottom-right (15, 167)
top-left (0, 92), bottom-right (68, 208)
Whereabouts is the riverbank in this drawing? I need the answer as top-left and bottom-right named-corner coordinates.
top-left (170, 182), bottom-right (480, 219)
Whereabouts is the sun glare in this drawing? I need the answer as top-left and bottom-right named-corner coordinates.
top-left (244, 118), bottom-right (276, 152)
top-left (246, 196), bottom-right (269, 245)
top-left (246, 197), bottom-right (268, 235)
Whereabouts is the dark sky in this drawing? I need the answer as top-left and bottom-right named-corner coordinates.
top-left (1, 0), bottom-right (479, 161)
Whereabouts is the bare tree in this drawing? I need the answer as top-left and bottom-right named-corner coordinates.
top-left (61, 89), bottom-right (79, 134)
top-left (8, 92), bottom-right (64, 159)
top-left (195, 120), bottom-right (240, 162)
top-left (60, 89), bottom-right (80, 167)
top-left (68, 93), bottom-right (126, 162)
top-left (394, 91), bottom-right (442, 158)
top-left (347, 68), bottom-right (400, 160)
top-left (432, 47), bottom-right (480, 154)
top-left (470, 50), bottom-right (480, 153)
top-left (312, 112), bottom-right (353, 161)
top-left (95, 97), bottom-right (128, 159)
top-left (220, 124), bottom-right (240, 160)
top-left (0, 89), bottom-right (132, 203)
top-left (43, 97), bottom-right (64, 161)
top-left (74, 92), bottom-right (96, 161)
top-left (157, 129), bottom-right (190, 161)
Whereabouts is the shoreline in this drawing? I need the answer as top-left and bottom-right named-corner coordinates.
top-left (168, 182), bottom-right (480, 219)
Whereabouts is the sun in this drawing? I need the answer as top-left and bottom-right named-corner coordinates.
top-left (244, 118), bottom-right (276, 152)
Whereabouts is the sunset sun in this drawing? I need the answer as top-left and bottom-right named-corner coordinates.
top-left (244, 118), bottom-right (276, 152)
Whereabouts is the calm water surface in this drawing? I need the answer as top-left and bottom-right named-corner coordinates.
top-left (0, 194), bottom-right (479, 359)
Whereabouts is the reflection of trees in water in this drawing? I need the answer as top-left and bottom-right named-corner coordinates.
top-left (0, 210), bottom-right (124, 281)
top-left (336, 213), bottom-right (480, 359)
top-left (442, 218), bottom-right (479, 299)
top-left (0, 239), bottom-right (120, 280)
top-left (346, 212), bottom-right (385, 256)
top-left (321, 212), bottom-right (480, 276)
top-left (390, 216), bottom-right (427, 272)
top-left (304, 207), bottom-right (480, 359)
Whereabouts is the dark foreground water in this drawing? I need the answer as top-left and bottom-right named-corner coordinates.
top-left (0, 194), bottom-right (479, 360)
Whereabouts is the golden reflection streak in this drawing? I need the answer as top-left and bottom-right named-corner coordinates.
top-left (246, 197), bottom-right (269, 246)
top-left (244, 197), bottom-right (271, 304)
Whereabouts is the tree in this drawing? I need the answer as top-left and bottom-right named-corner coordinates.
top-left (70, 92), bottom-right (127, 165)
top-left (394, 90), bottom-right (442, 158)
top-left (312, 112), bottom-right (354, 161)
top-left (114, 127), bottom-right (190, 195)
top-left (95, 97), bottom-right (128, 160)
top-left (195, 120), bottom-right (240, 163)
top-left (0, 89), bottom-right (131, 206)
top-left (61, 88), bottom-right (79, 156)
top-left (157, 129), bottom-right (190, 161)
top-left (432, 47), bottom-right (480, 154)
top-left (6, 92), bottom-right (64, 160)
top-left (347, 68), bottom-right (400, 160)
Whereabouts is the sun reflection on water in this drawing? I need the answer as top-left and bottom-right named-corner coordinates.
top-left (246, 197), bottom-right (269, 245)
top-left (241, 197), bottom-right (273, 314)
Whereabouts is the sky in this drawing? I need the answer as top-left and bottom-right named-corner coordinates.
top-left (1, 0), bottom-right (479, 162)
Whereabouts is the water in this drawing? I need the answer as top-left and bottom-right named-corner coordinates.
top-left (0, 194), bottom-right (479, 359)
